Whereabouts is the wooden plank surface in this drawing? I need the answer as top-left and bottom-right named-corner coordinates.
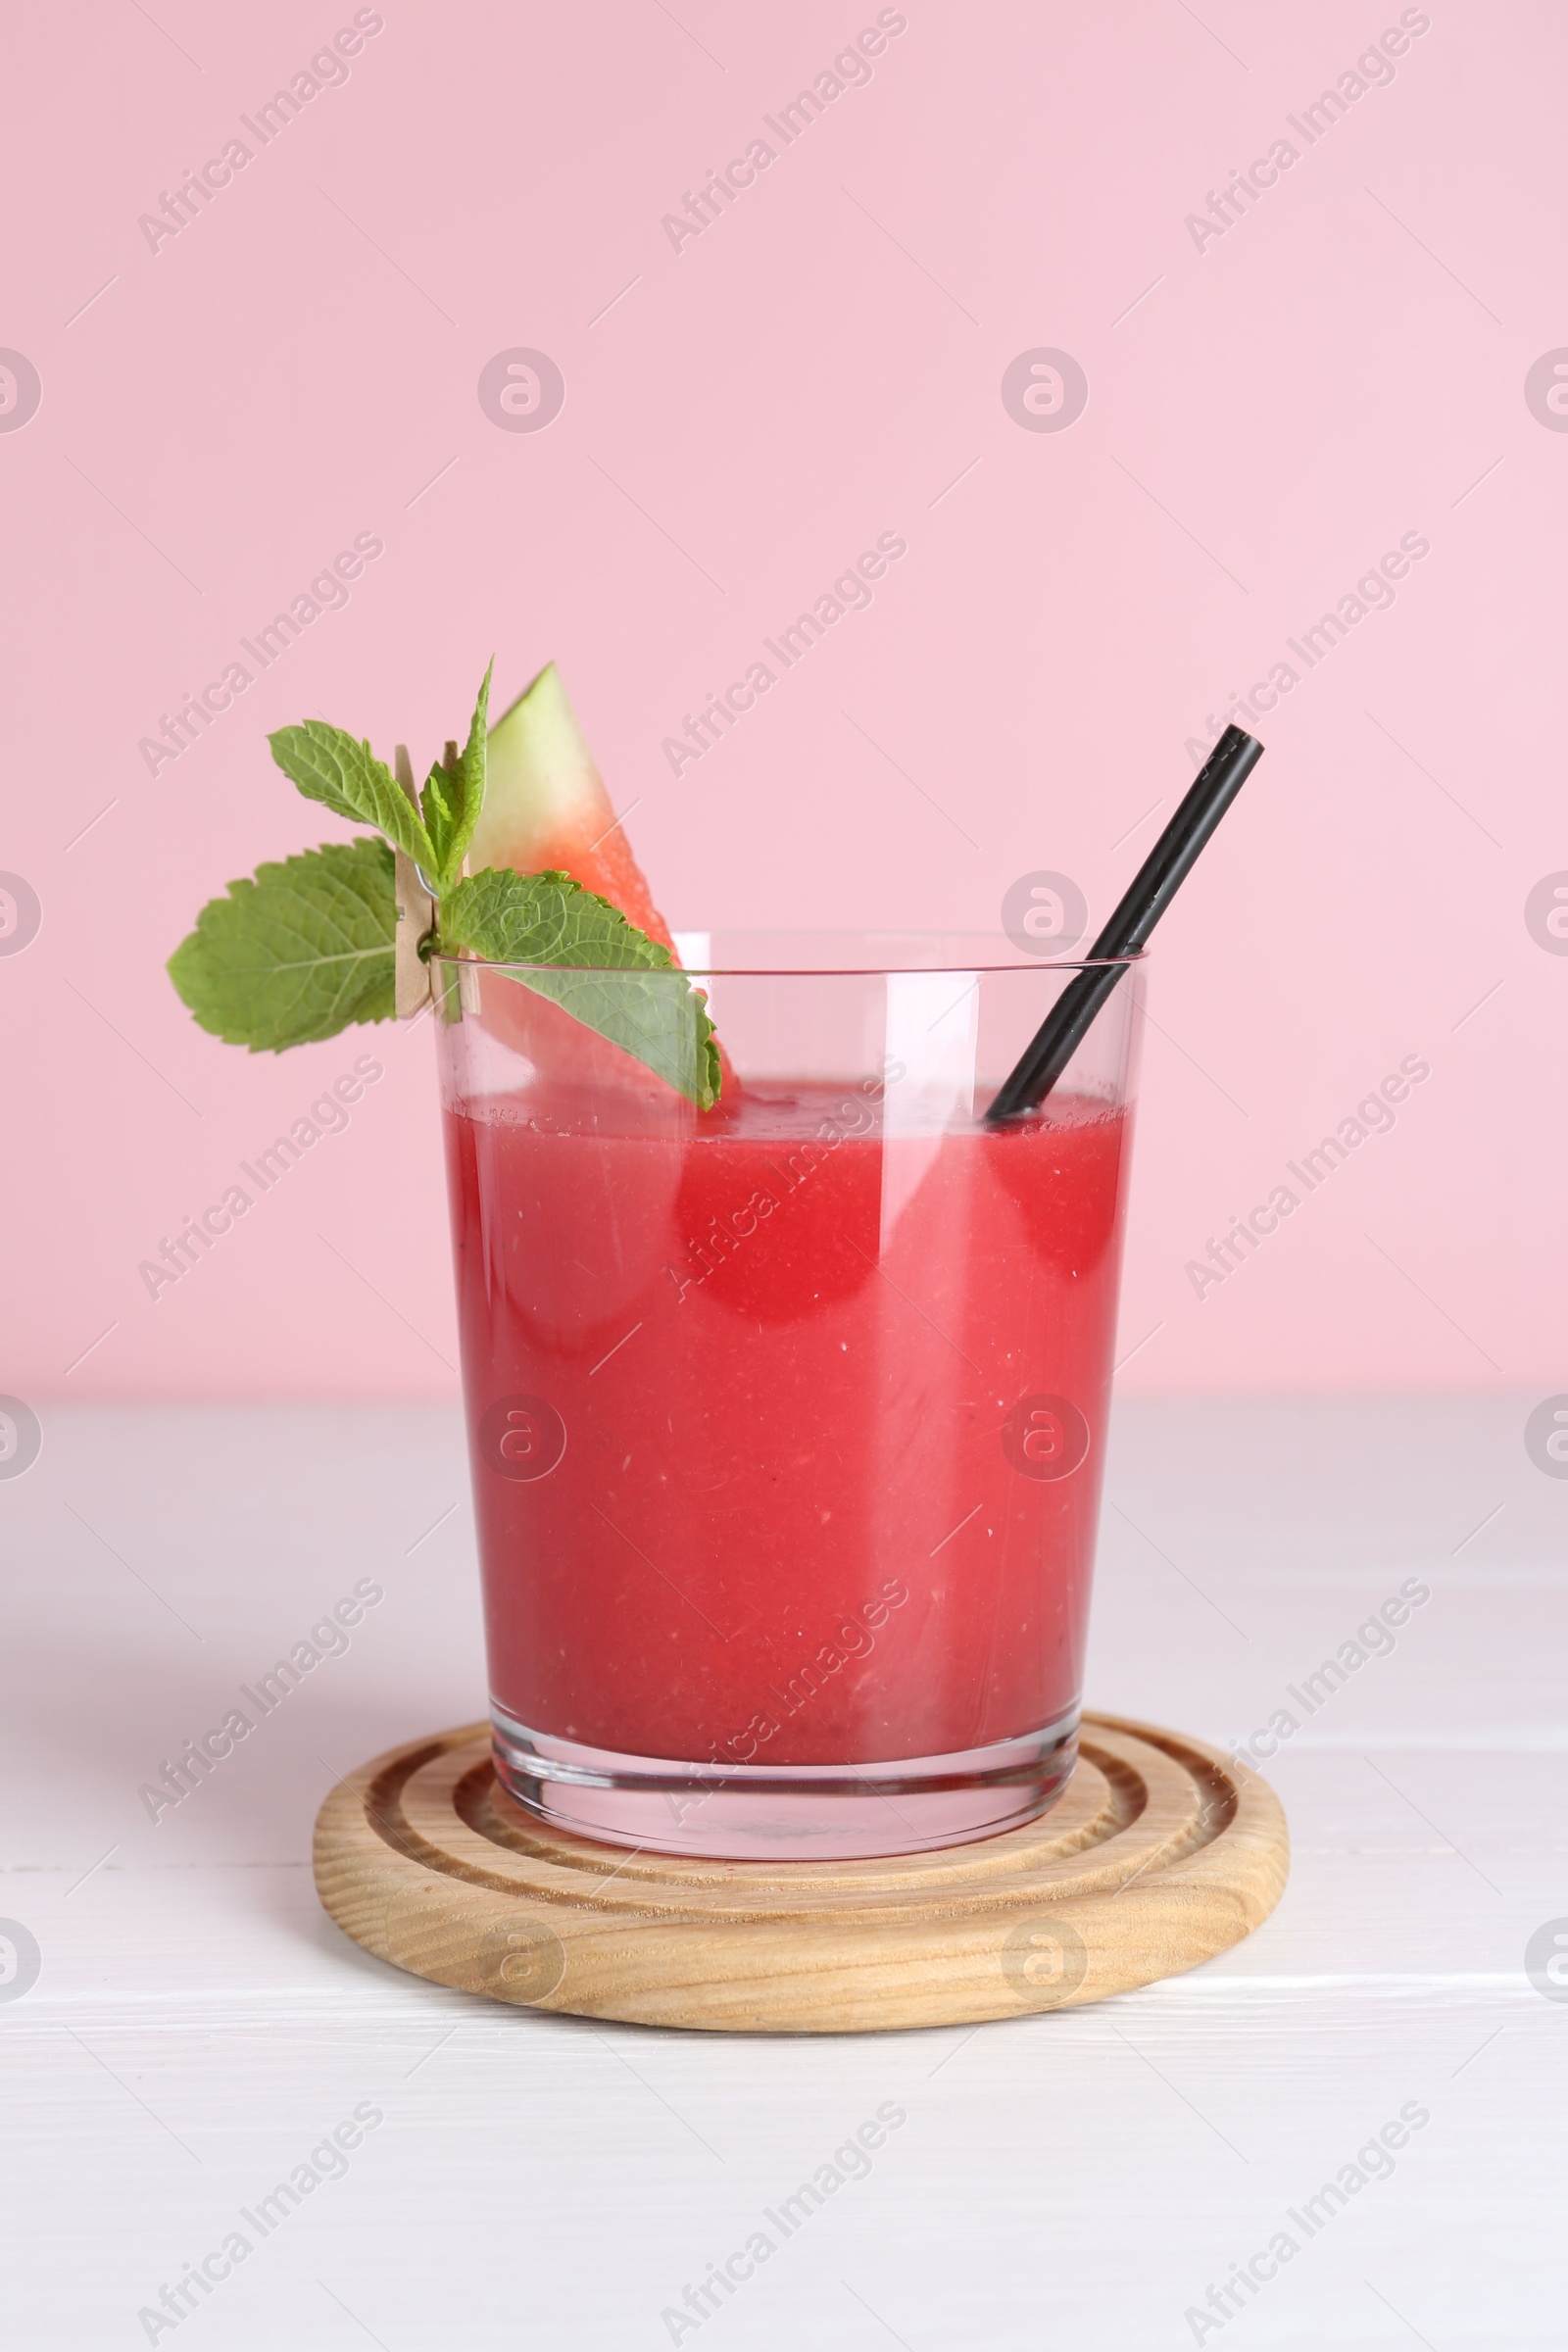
top-left (2, 1398), bottom-right (1563, 2347)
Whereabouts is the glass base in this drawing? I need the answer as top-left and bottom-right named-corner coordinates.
top-left (489, 1706), bottom-right (1080, 1861)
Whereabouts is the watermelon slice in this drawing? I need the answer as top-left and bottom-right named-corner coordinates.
top-left (467, 663), bottom-right (676, 954)
top-left (463, 662), bottom-right (732, 1106)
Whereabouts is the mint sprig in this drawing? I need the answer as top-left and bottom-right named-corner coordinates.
top-left (418, 657), bottom-right (492, 892)
top-left (267, 722), bottom-right (437, 874)
top-left (168, 664), bottom-right (721, 1105)
top-left (442, 867), bottom-right (721, 1110)
top-left (442, 865), bottom-right (650, 962)
top-left (168, 838), bottom-right (396, 1052)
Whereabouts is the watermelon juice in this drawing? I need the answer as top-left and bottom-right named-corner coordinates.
top-left (436, 945), bottom-right (1142, 1857)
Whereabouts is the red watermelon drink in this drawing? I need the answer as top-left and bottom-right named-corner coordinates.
top-left (435, 937), bottom-right (1143, 1859)
top-left (161, 657), bottom-right (1225, 1864)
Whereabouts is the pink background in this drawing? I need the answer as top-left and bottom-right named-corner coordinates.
top-left (3, 0), bottom-right (1562, 1401)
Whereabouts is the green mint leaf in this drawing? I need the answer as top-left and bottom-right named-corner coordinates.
top-left (420, 658), bottom-right (493, 893)
top-left (439, 866), bottom-right (720, 1108)
top-left (168, 837), bottom-right (396, 1053)
top-left (269, 721), bottom-right (436, 874)
top-left (440, 865), bottom-right (664, 963)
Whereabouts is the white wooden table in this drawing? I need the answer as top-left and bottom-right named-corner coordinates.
top-left (4, 1398), bottom-right (1563, 2349)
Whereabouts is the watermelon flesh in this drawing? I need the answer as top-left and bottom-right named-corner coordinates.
top-left (467, 663), bottom-right (676, 954)
top-left (462, 662), bottom-right (730, 1108)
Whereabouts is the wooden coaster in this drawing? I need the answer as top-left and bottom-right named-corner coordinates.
top-left (314, 1715), bottom-right (1288, 2034)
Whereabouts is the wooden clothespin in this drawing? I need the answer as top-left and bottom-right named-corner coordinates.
top-left (392, 744), bottom-right (433, 1018)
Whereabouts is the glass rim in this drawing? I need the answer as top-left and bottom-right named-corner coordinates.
top-left (429, 931), bottom-right (1149, 979)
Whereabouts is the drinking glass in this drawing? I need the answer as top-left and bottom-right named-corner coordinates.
top-left (433, 933), bottom-right (1144, 1860)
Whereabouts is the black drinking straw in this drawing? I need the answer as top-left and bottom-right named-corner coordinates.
top-left (986, 723), bottom-right (1265, 1122)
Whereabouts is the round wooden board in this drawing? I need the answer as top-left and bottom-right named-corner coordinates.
top-left (314, 1715), bottom-right (1288, 2034)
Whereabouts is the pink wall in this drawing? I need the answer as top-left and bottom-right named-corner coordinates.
top-left (3, 0), bottom-right (1562, 1401)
